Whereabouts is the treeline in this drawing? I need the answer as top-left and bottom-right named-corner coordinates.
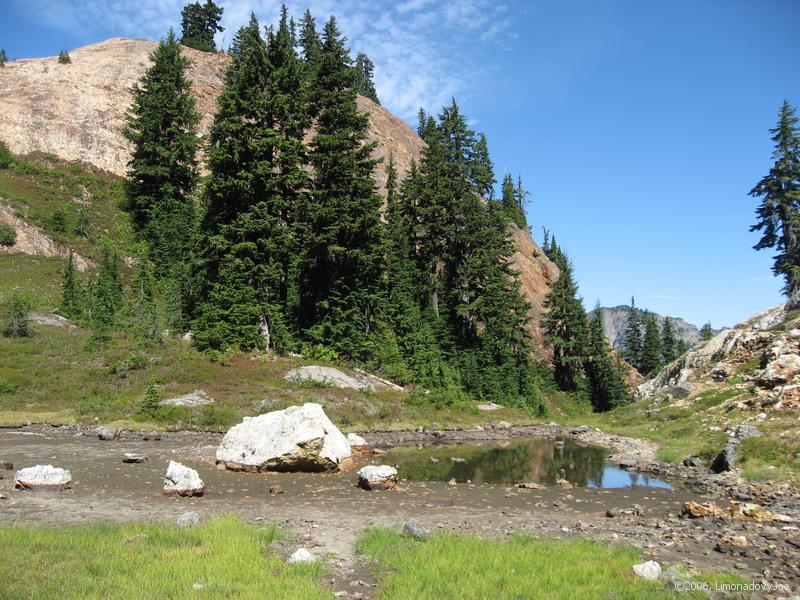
top-left (540, 236), bottom-right (631, 411)
top-left (53, 5), bottom-right (557, 412)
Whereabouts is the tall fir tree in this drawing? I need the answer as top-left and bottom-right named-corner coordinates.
top-left (622, 297), bottom-right (643, 370)
top-left (699, 321), bottom-right (714, 341)
top-left (586, 304), bottom-right (630, 411)
top-left (500, 173), bottom-right (528, 229)
top-left (59, 250), bottom-right (85, 321)
top-left (180, 0), bottom-right (224, 52)
top-left (0, 50), bottom-right (7, 67)
top-left (661, 317), bottom-right (677, 364)
top-left (750, 100), bottom-right (800, 304)
top-left (295, 16), bottom-right (384, 359)
top-left (470, 132), bottom-right (495, 199)
top-left (640, 311), bottom-right (663, 376)
top-left (298, 9), bottom-right (322, 85)
top-left (92, 245), bottom-right (123, 338)
top-left (352, 52), bottom-right (380, 104)
top-left (123, 29), bottom-right (200, 279)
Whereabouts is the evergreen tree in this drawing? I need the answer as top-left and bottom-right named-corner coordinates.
top-left (661, 317), bottom-right (677, 364)
top-left (0, 50), bottom-right (7, 67)
top-left (141, 380), bottom-right (161, 413)
top-left (586, 304), bottom-right (630, 411)
top-left (295, 16), bottom-right (384, 359)
top-left (57, 50), bottom-right (71, 64)
top-left (126, 254), bottom-right (163, 343)
top-left (622, 297), bottom-right (643, 370)
top-left (501, 173), bottom-right (527, 229)
top-left (298, 9), bottom-right (322, 81)
top-left (3, 290), bottom-right (32, 338)
top-left (123, 29), bottom-right (200, 279)
top-left (416, 107), bottom-right (428, 137)
top-left (542, 254), bottom-right (589, 392)
top-left (92, 245), bottom-right (123, 337)
top-left (640, 311), bottom-right (663, 376)
top-left (180, 0), bottom-right (224, 52)
top-left (750, 100), bottom-right (800, 304)
top-left (195, 11), bottom-right (308, 353)
top-left (699, 321), bottom-right (714, 341)
top-left (470, 133), bottom-right (495, 199)
top-left (352, 52), bottom-right (380, 104)
top-left (59, 250), bottom-right (85, 321)
top-left (515, 175), bottom-right (530, 228)
top-left (677, 339), bottom-right (689, 355)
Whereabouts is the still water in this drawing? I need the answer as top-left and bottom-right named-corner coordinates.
top-left (377, 438), bottom-right (673, 489)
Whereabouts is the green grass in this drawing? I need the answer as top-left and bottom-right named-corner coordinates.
top-left (0, 515), bottom-right (330, 599)
top-left (738, 436), bottom-right (800, 481)
top-left (0, 254), bottom-right (64, 310)
top-left (357, 529), bottom-right (744, 600)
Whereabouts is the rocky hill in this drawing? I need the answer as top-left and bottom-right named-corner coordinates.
top-left (0, 38), bottom-right (557, 349)
top-left (593, 305), bottom-right (703, 350)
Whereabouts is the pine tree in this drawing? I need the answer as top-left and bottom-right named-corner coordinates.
top-left (295, 16), bottom-right (384, 359)
top-left (470, 133), bottom-right (495, 199)
top-left (501, 173), bottom-right (527, 229)
top-left (622, 297), bottom-right (643, 370)
top-left (677, 339), bottom-right (689, 355)
top-left (124, 29), bottom-right (200, 279)
top-left (3, 290), bottom-right (32, 338)
top-left (60, 250), bottom-right (85, 321)
top-left (298, 9), bottom-right (322, 82)
top-left (699, 321), bottom-right (714, 341)
top-left (661, 317), bottom-right (677, 364)
top-left (416, 107), bottom-right (428, 137)
top-left (126, 254), bottom-right (162, 343)
top-left (0, 50), bottom-right (7, 67)
top-left (141, 380), bottom-right (160, 413)
top-left (352, 52), bottom-right (380, 104)
top-left (515, 175), bottom-right (530, 228)
top-left (195, 11), bottom-right (307, 353)
top-left (92, 245), bottom-right (123, 337)
top-left (640, 311), bottom-right (663, 376)
top-left (57, 50), bottom-right (71, 64)
top-left (750, 101), bottom-right (800, 304)
top-left (586, 304), bottom-right (630, 411)
top-left (180, 0), bottom-right (224, 52)
top-left (542, 254), bottom-right (589, 392)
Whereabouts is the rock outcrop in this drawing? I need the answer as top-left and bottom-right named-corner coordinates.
top-left (216, 403), bottom-right (352, 472)
top-left (594, 305), bottom-right (704, 350)
top-left (0, 39), bottom-right (557, 347)
top-left (14, 465), bottom-right (72, 491)
top-left (284, 366), bottom-right (402, 391)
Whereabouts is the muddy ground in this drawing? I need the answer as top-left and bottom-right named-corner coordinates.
top-left (0, 424), bottom-right (798, 598)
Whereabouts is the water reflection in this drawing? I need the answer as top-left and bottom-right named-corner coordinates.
top-left (377, 438), bottom-right (672, 489)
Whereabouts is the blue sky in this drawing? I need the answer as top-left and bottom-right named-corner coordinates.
top-left (2, 0), bottom-right (799, 327)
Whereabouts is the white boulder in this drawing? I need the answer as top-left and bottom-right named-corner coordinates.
top-left (216, 403), bottom-right (352, 472)
top-left (288, 548), bottom-right (314, 564)
top-left (163, 461), bottom-right (205, 497)
top-left (285, 366), bottom-right (372, 389)
top-left (161, 389), bottom-right (214, 407)
top-left (14, 465), bottom-right (72, 491)
top-left (358, 465), bottom-right (398, 490)
top-left (632, 560), bottom-right (662, 581)
top-left (347, 432), bottom-right (373, 455)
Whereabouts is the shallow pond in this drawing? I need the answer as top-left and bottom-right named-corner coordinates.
top-left (375, 438), bottom-right (673, 489)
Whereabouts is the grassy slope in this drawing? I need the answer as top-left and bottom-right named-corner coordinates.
top-left (0, 515), bottom-right (330, 600)
top-left (357, 529), bottom-right (745, 600)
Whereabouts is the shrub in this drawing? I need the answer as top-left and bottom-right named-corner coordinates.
top-left (0, 378), bottom-right (18, 394)
top-left (140, 380), bottom-right (160, 413)
top-left (0, 221), bottom-right (15, 246)
top-left (57, 50), bottom-right (71, 64)
top-left (3, 290), bottom-right (33, 337)
top-left (0, 139), bottom-right (12, 168)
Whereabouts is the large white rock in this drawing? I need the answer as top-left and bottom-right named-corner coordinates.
top-left (285, 366), bottom-right (372, 390)
top-left (358, 465), bottom-right (398, 490)
top-left (632, 560), bottom-right (662, 581)
top-left (347, 432), bottom-right (374, 455)
top-left (14, 465), bottom-right (72, 491)
top-left (163, 461), bottom-right (205, 497)
top-left (216, 403), bottom-right (352, 472)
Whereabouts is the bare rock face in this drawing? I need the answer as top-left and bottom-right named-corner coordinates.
top-left (160, 389), bottom-right (214, 407)
top-left (357, 465), bottom-right (398, 490)
top-left (0, 39), bottom-right (558, 349)
top-left (163, 461), bottom-right (204, 497)
top-left (14, 465), bottom-right (72, 491)
top-left (216, 403), bottom-right (352, 472)
top-left (285, 366), bottom-right (397, 391)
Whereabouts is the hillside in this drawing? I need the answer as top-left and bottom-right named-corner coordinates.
top-left (593, 305), bottom-right (703, 350)
top-left (0, 38), bottom-right (557, 350)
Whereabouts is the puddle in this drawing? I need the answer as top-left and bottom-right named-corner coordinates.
top-left (374, 438), bottom-right (673, 489)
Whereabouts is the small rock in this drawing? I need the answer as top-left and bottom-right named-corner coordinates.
top-left (175, 511), bottom-right (200, 528)
top-left (14, 465), bottom-right (72, 491)
top-left (755, 412), bottom-right (767, 422)
top-left (347, 433), bottom-right (373, 455)
top-left (606, 508), bottom-right (620, 518)
top-left (143, 431), bottom-right (161, 441)
top-left (429, 457), bottom-right (440, 464)
top-left (449, 457), bottom-right (465, 463)
top-left (448, 478), bottom-right (457, 486)
top-left (357, 465), bottom-right (397, 491)
top-left (632, 560), bottom-right (662, 580)
top-left (735, 425), bottom-right (762, 441)
top-left (288, 548), bottom-right (314, 564)
top-left (571, 426), bottom-right (590, 433)
top-left (122, 453), bottom-right (146, 464)
top-left (402, 521), bottom-right (430, 540)
top-left (0, 461), bottom-right (13, 471)
top-left (192, 583), bottom-right (204, 591)
top-left (97, 426), bottom-right (119, 441)
top-left (0, 492), bottom-right (7, 500)
top-left (477, 403), bottom-right (503, 411)
top-left (722, 534), bottom-right (748, 548)
top-left (518, 482), bottom-right (546, 490)
top-left (496, 421), bottom-right (511, 430)
top-left (711, 440), bottom-right (740, 473)
top-left (269, 485), bottom-right (284, 495)
top-left (683, 455), bottom-right (704, 468)
top-left (163, 461), bottom-right (205, 497)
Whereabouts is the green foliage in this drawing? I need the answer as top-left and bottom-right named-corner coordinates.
top-left (140, 379), bottom-right (160, 413)
top-left (301, 344), bottom-right (339, 362)
top-left (3, 289), bottom-right (33, 338)
top-left (352, 52), bottom-right (379, 104)
top-left (57, 50), bottom-right (71, 64)
top-left (699, 321), bottom-right (714, 341)
top-left (0, 49), bottom-right (7, 67)
top-left (180, 0), bottom-right (224, 52)
top-left (91, 245), bottom-right (123, 338)
top-left (123, 29), bottom-right (200, 280)
top-left (0, 221), bottom-right (15, 246)
top-left (500, 173), bottom-right (528, 229)
top-left (0, 378), bottom-right (17, 394)
top-left (750, 100), bottom-right (800, 301)
top-left (0, 139), bottom-right (12, 168)
top-left (73, 208), bottom-right (89, 237)
top-left (661, 316), bottom-right (677, 364)
top-left (586, 305), bottom-right (631, 411)
top-left (622, 297), bottom-right (643, 369)
top-left (48, 204), bottom-right (69, 232)
top-left (640, 311), bottom-right (663, 376)
top-left (59, 251), bottom-right (86, 321)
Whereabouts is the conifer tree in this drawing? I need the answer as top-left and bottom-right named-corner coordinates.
top-left (124, 29), bottom-right (200, 279)
top-left (586, 304), bottom-right (630, 411)
top-left (298, 9), bottom-right (322, 82)
top-left (515, 175), bottom-right (530, 228)
top-left (542, 252), bottom-right (589, 392)
top-left (180, 0), bottom-right (224, 52)
top-left (622, 298), bottom-right (643, 370)
top-left (91, 246), bottom-right (123, 337)
top-left (416, 107), bottom-right (428, 137)
top-left (501, 173), bottom-right (528, 229)
top-left (59, 251), bottom-right (85, 321)
top-left (661, 317), bottom-right (677, 364)
top-left (677, 339), bottom-right (689, 355)
top-left (4, 290), bottom-right (32, 338)
top-left (296, 16), bottom-right (384, 358)
top-left (699, 321), bottom-right (714, 341)
top-left (750, 100), bottom-right (800, 304)
top-left (141, 380), bottom-right (160, 413)
top-left (352, 52), bottom-right (380, 104)
top-left (57, 50), bottom-right (71, 64)
top-left (470, 133), bottom-right (495, 199)
top-left (640, 311), bottom-right (663, 376)
top-left (195, 11), bottom-right (308, 353)
top-left (0, 50), bottom-right (7, 67)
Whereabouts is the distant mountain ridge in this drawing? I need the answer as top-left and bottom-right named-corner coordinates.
top-left (593, 305), bottom-right (703, 350)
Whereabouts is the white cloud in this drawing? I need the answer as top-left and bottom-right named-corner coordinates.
top-left (13, 0), bottom-right (515, 122)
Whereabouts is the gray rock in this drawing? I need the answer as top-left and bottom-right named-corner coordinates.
top-left (216, 403), bottom-right (352, 473)
top-left (0, 492), bottom-right (7, 500)
top-left (14, 465), bottom-right (72, 491)
top-left (163, 461), bottom-right (204, 497)
top-left (122, 453), bottom-right (146, 464)
top-left (0, 461), bottom-right (13, 471)
top-left (175, 511), bottom-right (200, 528)
top-left (285, 366), bottom-right (372, 390)
top-left (606, 508), bottom-right (620, 518)
top-left (735, 424), bottom-right (762, 441)
top-left (97, 426), bottom-right (119, 441)
top-left (711, 440), bottom-right (740, 473)
top-left (632, 560), bottom-right (662, 580)
top-left (161, 389), bottom-right (214, 407)
top-left (571, 426), bottom-right (590, 433)
top-left (358, 465), bottom-right (398, 491)
top-left (683, 455), bottom-right (704, 467)
top-left (670, 382), bottom-right (693, 399)
top-left (402, 521), bottom-right (430, 540)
